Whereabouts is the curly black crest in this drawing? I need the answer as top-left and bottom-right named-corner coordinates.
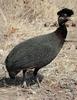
top-left (57, 8), bottom-right (74, 17)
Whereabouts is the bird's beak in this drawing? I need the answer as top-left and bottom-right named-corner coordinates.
top-left (67, 17), bottom-right (72, 21)
top-left (67, 16), bottom-right (75, 21)
top-left (66, 16), bottom-right (76, 27)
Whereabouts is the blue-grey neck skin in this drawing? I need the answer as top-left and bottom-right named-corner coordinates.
top-left (56, 24), bottom-right (67, 39)
top-left (56, 17), bottom-right (67, 39)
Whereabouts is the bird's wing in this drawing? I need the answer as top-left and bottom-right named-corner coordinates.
top-left (11, 43), bottom-right (53, 69)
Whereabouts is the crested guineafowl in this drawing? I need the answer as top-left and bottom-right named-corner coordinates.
top-left (5, 8), bottom-right (74, 87)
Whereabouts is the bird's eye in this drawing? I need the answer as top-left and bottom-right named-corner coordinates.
top-left (64, 14), bottom-right (67, 17)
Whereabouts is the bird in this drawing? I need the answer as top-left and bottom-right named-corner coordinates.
top-left (5, 8), bottom-right (74, 87)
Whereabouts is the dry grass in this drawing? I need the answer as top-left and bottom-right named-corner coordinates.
top-left (0, 0), bottom-right (77, 99)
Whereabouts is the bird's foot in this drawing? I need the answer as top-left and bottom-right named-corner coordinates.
top-left (32, 76), bottom-right (40, 87)
top-left (22, 81), bottom-right (27, 88)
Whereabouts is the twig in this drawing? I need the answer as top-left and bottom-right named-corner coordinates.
top-left (65, 40), bottom-right (77, 42)
top-left (0, 7), bottom-right (7, 26)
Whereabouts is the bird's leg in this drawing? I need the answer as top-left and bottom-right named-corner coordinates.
top-left (33, 68), bottom-right (40, 87)
top-left (22, 69), bottom-right (27, 88)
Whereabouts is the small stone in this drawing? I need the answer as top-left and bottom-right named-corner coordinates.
top-left (71, 23), bottom-right (76, 27)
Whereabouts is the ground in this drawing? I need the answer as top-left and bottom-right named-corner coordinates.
top-left (0, 0), bottom-right (77, 100)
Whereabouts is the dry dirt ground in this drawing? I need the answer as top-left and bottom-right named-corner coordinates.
top-left (0, 0), bottom-right (77, 100)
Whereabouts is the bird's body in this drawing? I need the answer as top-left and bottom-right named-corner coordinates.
top-left (6, 26), bottom-right (66, 72)
top-left (5, 8), bottom-right (74, 87)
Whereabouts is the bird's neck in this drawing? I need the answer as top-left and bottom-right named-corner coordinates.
top-left (56, 24), bottom-right (67, 40)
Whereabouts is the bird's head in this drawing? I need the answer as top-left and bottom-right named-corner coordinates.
top-left (57, 8), bottom-right (74, 26)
